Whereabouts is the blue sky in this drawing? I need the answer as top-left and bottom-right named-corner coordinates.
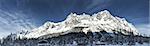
top-left (0, 0), bottom-right (149, 37)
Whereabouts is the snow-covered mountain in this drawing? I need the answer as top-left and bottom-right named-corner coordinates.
top-left (17, 10), bottom-right (139, 39)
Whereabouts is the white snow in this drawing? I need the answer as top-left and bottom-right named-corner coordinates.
top-left (17, 10), bottom-right (139, 39)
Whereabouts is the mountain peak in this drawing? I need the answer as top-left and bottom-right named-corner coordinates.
top-left (99, 10), bottom-right (110, 14)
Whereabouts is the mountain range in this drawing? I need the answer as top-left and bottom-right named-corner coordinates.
top-left (1, 10), bottom-right (150, 46)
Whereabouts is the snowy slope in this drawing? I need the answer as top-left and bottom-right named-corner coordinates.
top-left (17, 10), bottom-right (139, 39)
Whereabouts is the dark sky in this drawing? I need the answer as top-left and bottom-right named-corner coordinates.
top-left (0, 0), bottom-right (149, 26)
top-left (0, 0), bottom-right (149, 37)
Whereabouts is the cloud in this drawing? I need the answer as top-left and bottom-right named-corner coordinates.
top-left (136, 24), bottom-right (150, 36)
top-left (0, 9), bottom-right (36, 38)
top-left (86, 0), bottom-right (111, 12)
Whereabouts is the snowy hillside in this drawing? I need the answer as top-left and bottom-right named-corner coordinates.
top-left (17, 10), bottom-right (139, 39)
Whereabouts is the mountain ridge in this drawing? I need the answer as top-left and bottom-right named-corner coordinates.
top-left (15, 10), bottom-right (139, 39)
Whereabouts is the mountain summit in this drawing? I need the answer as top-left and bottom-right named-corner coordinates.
top-left (17, 10), bottom-right (139, 39)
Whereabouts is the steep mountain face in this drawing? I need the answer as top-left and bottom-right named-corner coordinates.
top-left (16, 10), bottom-right (139, 39)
